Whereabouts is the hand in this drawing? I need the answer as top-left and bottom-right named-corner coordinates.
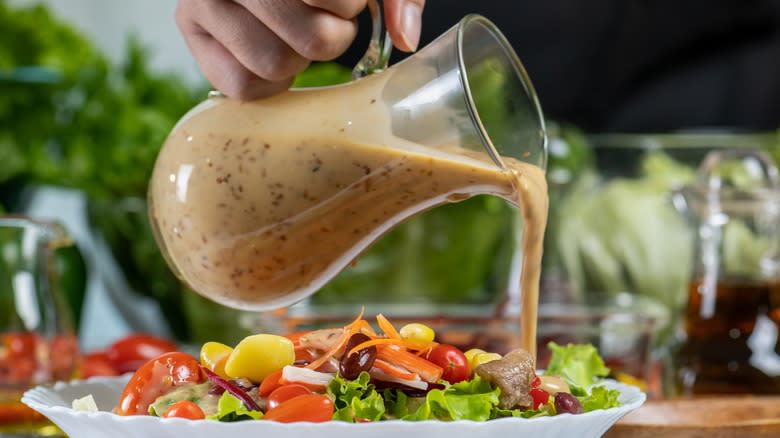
top-left (176, 0), bottom-right (425, 100)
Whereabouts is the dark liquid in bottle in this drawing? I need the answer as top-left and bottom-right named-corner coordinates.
top-left (676, 278), bottom-right (780, 395)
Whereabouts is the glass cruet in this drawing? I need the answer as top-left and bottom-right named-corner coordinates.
top-left (672, 149), bottom-right (780, 395)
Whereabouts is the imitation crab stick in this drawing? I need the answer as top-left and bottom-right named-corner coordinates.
top-left (372, 359), bottom-right (419, 380)
top-left (376, 346), bottom-right (443, 383)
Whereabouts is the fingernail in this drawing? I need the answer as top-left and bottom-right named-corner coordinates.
top-left (401, 2), bottom-right (422, 52)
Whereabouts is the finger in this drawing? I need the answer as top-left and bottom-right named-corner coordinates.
top-left (302, 0), bottom-right (366, 20)
top-left (234, 0), bottom-right (359, 61)
top-left (184, 0), bottom-right (310, 82)
top-left (384, 0), bottom-right (425, 52)
top-left (183, 30), bottom-right (293, 100)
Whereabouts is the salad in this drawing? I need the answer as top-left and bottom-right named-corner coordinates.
top-left (108, 311), bottom-right (621, 423)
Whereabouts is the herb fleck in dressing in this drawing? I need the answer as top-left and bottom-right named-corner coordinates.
top-left (149, 73), bottom-right (548, 358)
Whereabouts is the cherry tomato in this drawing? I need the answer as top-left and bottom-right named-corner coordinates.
top-left (107, 334), bottom-right (178, 374)
top-left (50, 335), bottom-right (79, 380)
top-left (267, 384), bottom-right (312, 411)
top-left (263, 394), bottom-right (334, 423)
top-left (2, 332), bottom-right (38, 358)
top-left (80, 351), bottom-right (120, 379)
top-left (163, 400), bottom-right (205, 420)
top-left (116, 352), bottom-right (202, 416)
top-left (530, 387), bottom-right (550, 410)
top-left (426, 344), bottom-right (470, 384)
top-left (284, 331), bottom-right (309, 346)
top-left (258, 368), bottom-right (284, 397)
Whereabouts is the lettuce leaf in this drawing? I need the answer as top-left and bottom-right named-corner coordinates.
top-left (206, 393), bottom-right (262, 422)
top-left (579, 385), bottom-right (621, 412)
top-left (544, 342), bottom-right (610, 390)
top-left (327, 372), bottom-right (385, 422)
top-left (403, 375), bottom-right (501, 421)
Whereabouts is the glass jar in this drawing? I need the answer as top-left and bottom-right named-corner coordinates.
top-left (0, 215), bottom-right (79, 436)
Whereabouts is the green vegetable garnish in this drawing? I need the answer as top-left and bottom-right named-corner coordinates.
top-left (327, 372), bottom-right (386, 422)
top-left (403, 375), bottom-right (500, 421)
top-left (578, 385), bottom-right (621, 412)
top-left (544, 342), bottom-right (611, 391)
top-left (206, 393), bottom-right (262, 422)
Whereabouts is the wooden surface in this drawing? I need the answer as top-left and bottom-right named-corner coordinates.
top-left (605, 396), bottom-right (780, 438)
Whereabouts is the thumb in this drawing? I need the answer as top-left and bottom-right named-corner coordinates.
top-left (383, 0), bottom-right (425, 52)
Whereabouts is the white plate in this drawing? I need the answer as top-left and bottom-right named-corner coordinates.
top-left (23, 375), bottom-right (645, 438)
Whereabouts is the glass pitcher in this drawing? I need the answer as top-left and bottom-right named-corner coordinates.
top-left (0, 215), bottom-right (79, 435)
top-left (672, 149), bottom-right (780, 395)
top-left (148, 3), bottom-right (547, 328)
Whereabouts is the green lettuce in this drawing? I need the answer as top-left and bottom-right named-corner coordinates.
top-left (402, 376), bottom-right (501, 421)
top-left (206, 393), bottom-right (262, 422)
top-left (327, 372), bottom-right (385, 422)
top-left (579, 385), bottom-right (621, 412)
top-left (545, 342), bottom-right (611, 391)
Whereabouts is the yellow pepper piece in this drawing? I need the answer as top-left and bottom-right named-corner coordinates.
top-left (200, 341), bottom-right (233, 379)
top-left (399, 323), bottom-right (436, 343)
top-left (464, 348), bottom-right (486, 368)
top-left (224, 334), bottom-right (295, 383)
top-left (471, 352), bottom-right (502, 368)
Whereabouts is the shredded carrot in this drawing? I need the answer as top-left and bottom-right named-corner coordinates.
top-left (351, 319), bottom-right (378, 338)
top-left (415, 345), bottom-right (435, 357)
top-left (376, 314), bottom-right (401, 339)
top-left (348, 338), bottom-right (406, 355)
top-left (346, 306), bottom-right (366, 330)
top-left (306, 310), bottom-right (366, 370)
top-left (376, 346), bottom-right (443, 383)
top-left (348, 338), bottom-right (437, 356)
top-left (372, 359), bottom-right (418, 380)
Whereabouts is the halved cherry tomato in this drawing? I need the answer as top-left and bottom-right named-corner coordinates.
top-left (163, 400), bottom-right (205, 420)
top-left (267, 384), bottom-right (312, 411)
top-left (258, 368), bottom-right (284, 397)
top-left (263, 394), bottom-right (333, 423)
top-left (530, 387), bottom-right (550, 410)
top-left (116, 352), bottom-right (202, 416)
top-left (426, 344), bottom-right (470, 384)
top-left (107, 334), bottom-right (178, 374)
top-left (80, 351), bottom-right (119, 379)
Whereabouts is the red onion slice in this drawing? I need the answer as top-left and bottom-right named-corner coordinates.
top-left (201, 367), bottom-right (261, 412)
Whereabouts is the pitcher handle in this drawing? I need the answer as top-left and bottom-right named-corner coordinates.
top-left (352, 0), bottom-right (393, 79)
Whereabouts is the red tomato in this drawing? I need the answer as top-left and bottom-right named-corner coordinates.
top-left (284, 331), bottom-right (309, 346)
top-left (50, 335), bottom-right (79, 380)
top-left (267, 384), bottom-right (312, 411)
top-left (530, 388), bottom-right (550, 410)
top-left (5, 357), bottom-right (36, 383)
top-left (531, 375), bottom-right (541, 388)
top-left (2, 332), bottom-right (38, 358)
top-left (107, 334), bottom-right (178, 374)
top-left (80, 351), bottom-right (120, 379)
top-left (426, 344), bottom-right (471, 384)
top-left (116, 352), bottom-right (202, 416)
top-left (263, 394), bottom-right (333, 423)
top-left (163, 400), bottom-right (205, 420)
top-left (258, 368), bottom-right (284, 397)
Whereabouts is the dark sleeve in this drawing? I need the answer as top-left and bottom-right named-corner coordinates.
top-left (339, 0), bottom-right (780, 131)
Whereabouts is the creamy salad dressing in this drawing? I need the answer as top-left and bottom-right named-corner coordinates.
top-left (149, 73), bottom-right (548, 359)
